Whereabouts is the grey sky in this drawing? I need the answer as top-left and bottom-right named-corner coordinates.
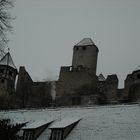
top-left (8, 0), bottom-right (140, 88)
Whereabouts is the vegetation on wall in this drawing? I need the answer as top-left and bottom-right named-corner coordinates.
top-left (0, 119), bottom-right (25, 140)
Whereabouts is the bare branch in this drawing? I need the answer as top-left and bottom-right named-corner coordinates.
top-left (0, 0), bottom-right (14, 57)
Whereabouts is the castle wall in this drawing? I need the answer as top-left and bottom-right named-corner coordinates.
top-left (56, 66), bottom-right (98, 106)
top-left (26, 82), bottom-right (52, 107)
top-left (122, 74), bottom-right (132, 101)
top-left (128, 83), bottom-right (140, 102)
top-left (105, 74), bottom-right (119, 103)
top-left (3, 38), bottom-right (140, 108)
top-left (123, 70), bottom-right (140, 102)
top-left (16, 66), bottom-right (52, 108)
top-left (0, 65), bottom-right (17, 95)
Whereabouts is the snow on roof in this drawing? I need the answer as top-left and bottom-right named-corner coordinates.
top-left (23, 120), bottom-right (53, 129)
top-left (0, 52), bottom-right (17, 69)
top-left (75, 38), bottom-right (95, 46)
top-left (98, 73), bottom-right (106, 81)
top-left (49, 118), bottom-right (80, 129)
top-left (1, 104), bottom-right (140, 140)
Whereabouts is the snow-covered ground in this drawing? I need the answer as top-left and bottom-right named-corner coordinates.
top-left (1, 104), bottom-right (140, 140)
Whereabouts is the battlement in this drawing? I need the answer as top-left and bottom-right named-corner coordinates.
top-left (106, 74), bottom-right (118, 83)
top-left (60, 66), bottom-right (90, 73)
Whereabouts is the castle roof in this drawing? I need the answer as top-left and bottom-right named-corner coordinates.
top-left (75, 38), bottom-right (95, 46)
top-left (23, 120), bottom-right (53, 129)
top-left (49, 118), bottom-right (80, 129)
top-left (0, 52), bottom-right (17, 69)
top-left (98, 73), bottom-right (106, 81)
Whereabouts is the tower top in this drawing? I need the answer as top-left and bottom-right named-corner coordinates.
top-left (98, 73), bottom-right (106, 82)
top-left (0, 52), bottom-right (17, 70)
top-left (75, 38), bottom-right (95, 46)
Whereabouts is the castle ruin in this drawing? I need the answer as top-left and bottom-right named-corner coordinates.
top-left (0, 38), bottom-right (140, 108)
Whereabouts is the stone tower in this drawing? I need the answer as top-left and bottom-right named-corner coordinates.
top-left (0, 52), bottom-right (18, 95)
top-left (72, 38), bottom-right (99, 74)
top-left (56, 38), bottom-right (99, 106)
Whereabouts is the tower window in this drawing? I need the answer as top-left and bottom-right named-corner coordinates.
top-left (0, 69), bottom-right (4, 73)
top-left (9, 71), bottom-right (12, 76)
top-left (1, 79), bottom-right (4, 83)
top-left (76, 47), bottom-right (79, 51)
top-left (82, 46), bottom-right (86, 50)
top-left (137, 74), bottom-right (140, 79)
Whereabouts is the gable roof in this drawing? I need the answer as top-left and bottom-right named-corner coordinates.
top-left (49, 118), bottom-right (80, 129)
top-left (98, 73), bottom-right (106, 81)
top-left (23, 120), bottom-right (53, 129)
top-left (1, 104), bottom-right (140, 140)
top-left (0, 52), bottom-right (17, 69)
top-left (75, 38), bottom-right (95, 46)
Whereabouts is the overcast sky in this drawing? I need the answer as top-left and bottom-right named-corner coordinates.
top-left (8, 0), bottom-right (140, 88)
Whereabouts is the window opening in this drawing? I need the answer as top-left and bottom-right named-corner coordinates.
top-left (51, 130), bottom-right (62, 140)
top-left (9, 71), bottom-right (12, 76)
top-left (1, 79), bottom-right (4, 83)
top-left (0, 69), bottom-right (4, 73)
top-left (137, 74), bottom-right (140, 79)
top-left (23, 131), bottom-right (33, 140)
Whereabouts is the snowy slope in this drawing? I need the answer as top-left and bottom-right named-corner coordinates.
top-left (0, 104), bottom-right (140, 140)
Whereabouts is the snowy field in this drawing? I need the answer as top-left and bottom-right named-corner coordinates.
top-left (1, 104), bottom-right (140, 140)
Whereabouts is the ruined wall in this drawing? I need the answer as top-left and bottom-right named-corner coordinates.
top-left (16, 66), bottom-right (33, 107)
top-left (105, 74), bottom-right (119, 103)
top-left (16, 66), bottom-right (52, 108)
top-left (121, 74), bottom-right (132, 101)
top-left (0, 66), bottom-right (18, 109)
top-left (123, 70), bottom-right (140, 102)
top-left (27, 82), bottom-right (52, 107)
top-left (128, 83), bottom-right (140, 102)
top-left (56, 66), bottom-right (98, 106)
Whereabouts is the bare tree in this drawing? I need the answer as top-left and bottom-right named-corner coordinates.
top-left (0, 0), bottom-right (14, 58)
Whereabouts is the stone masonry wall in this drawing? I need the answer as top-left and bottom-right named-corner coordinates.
top-left (56, 66), bottom-right (98, 106)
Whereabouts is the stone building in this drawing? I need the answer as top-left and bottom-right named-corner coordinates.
top-left (105, 74), bottom-right (119, 103)
top-left (122, 65), bottom-right (140, 102)
top-left (16, 66), bottom-right (52, 108)
top-left (72, 38), bottom-right (99, 74)
top-left (0, 52), bottom-right (18, 108)
top-left (98, 73), bottom-right (119, 104)
top-left (0, 52), bottom-right (18, 95)
top-left (56, 38), bottom-right (120, 106)
top-left (0, 38), bottom-right (140, 109)
top-left (56, 38), bottom-right (99, 106)
top-left (0, 53), bottom-right (52, 108)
